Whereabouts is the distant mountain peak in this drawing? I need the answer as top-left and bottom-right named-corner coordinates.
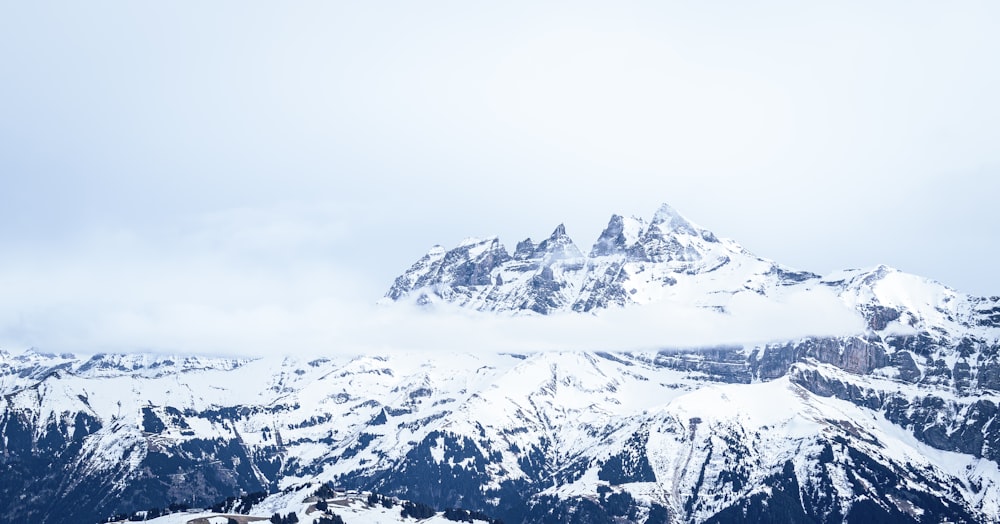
top-left (650, 202), bottom-right (694, 231)
top-left (383, 203), bottom-right (998, 335)
top-left (534, 223), bottom-right (583, 264)
top-left (386, 203), bottom-right (782, 313)
top-left (590, 214), bottom-right (646, 257)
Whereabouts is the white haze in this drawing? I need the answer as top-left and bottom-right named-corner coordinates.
top-left (0, 286), bottom-right (866, 358)
top-left (2, 2), bottom-right (997, 355)
top-left (0, 217), bottom-right (866, 357)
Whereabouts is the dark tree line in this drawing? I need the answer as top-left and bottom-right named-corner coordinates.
top-left (211, 490), bottom-right (269, 514)
top-left (270, 511), bottom-right (299, 524)
top-left (313, 516), bottom-right (345, 524)
top-left (400, 500), bottom-right (436, 519)
top-left (367, 492), bottom-right (396, 508)
top-left (443, 507), bottom-right (505, 524)
top-left (103, 502), bottom-right (192, 522)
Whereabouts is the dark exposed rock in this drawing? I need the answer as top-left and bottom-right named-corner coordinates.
top-left (750, 337), bottom-right (892, 381)
top-left (386, 237), bottom-right (511, 301)
top-left (591, 214), bottom-right (633, 257)
top-left (654, 347), bottom-right (751, 383)
top-left (977, 356), bottom-right (1000, 391)
top-left (749, 343), bottom-right (799, 381)
top-left (765, 265), bottom-right (821, 285)
top-left (957, 337), bottom-right (979, 358)
top-left (789, 366), bottom-right (884, 410)
top-left (793, 363), bottom-right (1000, 464)
top-left (922, 358), bottom-right (953, 387)
top-left (885, 334), bottom-right (942, 358)
top-left (513, 239), bottom-right (536, 261)
top-left (953, 360), bottom-right (973, 392)
top-left (785, 337), bottom-right (889, 375)
top-left (974, 298), bottom-right (1000, 327)
top-left (860, 305), bottom-right (901, 331)
top-left (520, 266), bottom-right (566, 314)
top-left (530, 224), bottom-right (583, 263)
top-left (571, 261), bottom-right (629, 312)
top-left (889, 351), bottom-right (921, 383)
top-left (629, 232), bottom-right (695, 264)
top-left (444, 238), bottom-right (511, 287)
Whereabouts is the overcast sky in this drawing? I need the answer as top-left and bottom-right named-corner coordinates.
top-left (1, 2), bottom-right (997, 354)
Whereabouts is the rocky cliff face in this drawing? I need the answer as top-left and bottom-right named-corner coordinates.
top-left (386, 203), bottom-right (824, 314)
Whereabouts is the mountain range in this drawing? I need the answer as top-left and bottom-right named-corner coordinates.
top-left (3, 203), bottom-right (1000, 524)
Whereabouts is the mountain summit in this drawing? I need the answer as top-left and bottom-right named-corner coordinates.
top-left (385, 203), bottom-right (999, 340)
top-left (387, 203), bottom-right (817, 314)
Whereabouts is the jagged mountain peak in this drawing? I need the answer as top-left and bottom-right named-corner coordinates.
top-left (534, 223), bottom-right (583, 263)
top-left (456, 235), bottom-right (500, 248)
top-left (383, 203), bottom-right (996, 336)
top-left (385, 203), bottom-right (793, 313)
top-left (590, 213), bottom-right (646, 257)
top-left (512, 225), bottom-right (576, 256)
top-left (513, 237), bottom-right (536, 260)
top-left (650, 202), bottom-right (697, 233)
top-left (637, 203), bottom-right (721, 254)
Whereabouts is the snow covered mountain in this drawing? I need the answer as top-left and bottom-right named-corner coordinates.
top-left (4, 203), bottom-right (1000, 524)
top-left (386, 203), bottom-right (819, 313)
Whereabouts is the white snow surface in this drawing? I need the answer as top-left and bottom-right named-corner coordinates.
top-left (8, 343), bottom-right (1000, 523)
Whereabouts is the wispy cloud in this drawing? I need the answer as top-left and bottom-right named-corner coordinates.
top-left (0, 216), bottom-right (865, 355)
top-left (364, 287), bottom-right (866, 354)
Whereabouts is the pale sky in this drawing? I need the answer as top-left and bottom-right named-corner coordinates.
top-left (1, 2), bottom-right (998, 354)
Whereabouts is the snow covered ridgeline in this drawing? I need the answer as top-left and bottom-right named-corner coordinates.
top-left (100, 369), bottom-right (1000, 524)
top-left (384, 203), bottom-right (1000, 339)
top-left (108, 484), bottom-right (503, 524)
top-left (6, 342), bottom-right (1000, 524)
top-left (385, 203), bottom-right (821, 313)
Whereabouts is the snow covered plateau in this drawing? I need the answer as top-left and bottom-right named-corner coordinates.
top-left (3, 203), bottom-right (1000, 524)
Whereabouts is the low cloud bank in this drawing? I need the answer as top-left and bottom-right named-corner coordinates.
top-left (0, 271), bottom-right (865, 357)
top-left (0, 215), bottom-right (866, 357)
top-left (367, 287), bottom-right (866, 354)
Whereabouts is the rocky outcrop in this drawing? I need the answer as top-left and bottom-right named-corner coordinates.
top-left (385, 203), bottom-right (807, 313)
top-left (590, 214), bottom-right (643, 257)
top-left (654, 347), bottom-right (752, 383)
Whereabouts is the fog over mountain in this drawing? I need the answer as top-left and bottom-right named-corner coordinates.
top-left (3, 203), bottom-right (1000, 524)
top-left (1, 3), bottom-right (999, 358)
top-left (2, 4), bottom-right (1000, 522)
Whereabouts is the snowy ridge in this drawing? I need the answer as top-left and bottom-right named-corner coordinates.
top-left (387, 203), bottom-right (1000, 344)
top-left (386, 203), bottom-right (830, 314)
top-left (117, 486), bottom-right (500, 524)
top-left (6, 343), bottom-right (1000, 523)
